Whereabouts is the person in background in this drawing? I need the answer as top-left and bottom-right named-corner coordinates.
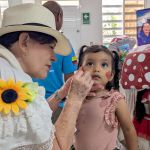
top-left (138, 22), bottom-right (150, 46)
top-left (133, 89), bottom-right (150, 150)
top-left (74, 45), bottom-right (138, 150)
top-left (0, 3), bottom-right (93, 150)
top-left (33, 1), bottom-right (77, 123)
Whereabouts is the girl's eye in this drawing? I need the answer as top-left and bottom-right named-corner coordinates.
top-left (86, 62), bottom-right (94, 66)
top-left (101, 62), bottom-right (108, 68)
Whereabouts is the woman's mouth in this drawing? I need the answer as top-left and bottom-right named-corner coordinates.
top-left (46, 65), bottom-right (51, 70)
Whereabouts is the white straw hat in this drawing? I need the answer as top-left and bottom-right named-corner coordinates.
top-left (0, 3), bottom-right (71, 56)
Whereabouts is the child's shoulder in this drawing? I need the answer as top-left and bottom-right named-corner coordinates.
top-left (109, 90), bottom-right (125, 103)
top-left (104, 90), bottom-right (125, 127)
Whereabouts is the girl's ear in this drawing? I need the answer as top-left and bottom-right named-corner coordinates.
top-left (18, 32), bottom-right (30, 53)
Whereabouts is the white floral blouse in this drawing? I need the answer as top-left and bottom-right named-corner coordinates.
top-left (0, 45), bottom-right (55, 150)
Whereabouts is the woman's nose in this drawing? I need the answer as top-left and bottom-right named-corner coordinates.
top-left (50, 55), bottom-right (56, 62)
top-left (50, 52), bottom-right (56, 62)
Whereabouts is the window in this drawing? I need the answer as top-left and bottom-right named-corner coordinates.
top-left (0, 0), bottom-right (38, 26)
top-left (102, 0), bottom-right (145, 46)
top-left (42, 0), bottom-right (79, 6)
top-left (102, 0), bottom-right (123, 46)
top-left (0, 0), bottom-right (8, 26)
top-left (124, 0), bottom-right (144, 39)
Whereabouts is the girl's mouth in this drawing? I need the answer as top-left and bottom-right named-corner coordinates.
top-left (92, 75), bottom-right (101, 80)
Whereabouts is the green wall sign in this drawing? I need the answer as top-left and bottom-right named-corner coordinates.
top-left (82, 12), bottom-right (90, 24)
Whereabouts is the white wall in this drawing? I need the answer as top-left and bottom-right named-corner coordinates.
top-left (79, 0), bottom-right (102, 46)
top-left (61, 6), bottom-right (81, 53)
top-left (145, 0), bottom-right (150, 8)
top-left (8, 0), bottom-right (22, 6)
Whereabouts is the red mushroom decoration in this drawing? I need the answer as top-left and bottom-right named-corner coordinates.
top-left (121, 45), bottom-right (150, 90)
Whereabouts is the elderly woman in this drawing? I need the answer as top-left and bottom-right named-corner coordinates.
top-left (0, 3), bottom-right (93, 150)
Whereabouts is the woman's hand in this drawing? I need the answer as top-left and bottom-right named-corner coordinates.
top-left (67, 68), bottom-right (94, 102)
top-left (58, 77), bottom-right (72, 99)
top-left (58, 73), bottom-right (104, 99)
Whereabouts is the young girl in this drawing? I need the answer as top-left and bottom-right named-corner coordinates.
top-left (133, 89), bottom-right (150, 150)
top-left (74, 45), bottom-right (138, 150)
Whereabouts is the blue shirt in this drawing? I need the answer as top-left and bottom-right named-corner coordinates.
top-left (33, 48), bottom-right (77, 99)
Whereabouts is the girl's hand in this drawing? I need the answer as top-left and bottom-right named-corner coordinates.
top-left (67, 68), bottom-right (94, 102)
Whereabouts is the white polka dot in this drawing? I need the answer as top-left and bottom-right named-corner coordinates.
top-left (133, 66), bottom-right (136, 70)
top-left (138, 78), bottom-right (142, 82)
top-left (144, 66), bottom-right (148, 70)
top-left (129, 74), bottom-right (135, 81)
top-left (130, 85), bottom-right (135, 89)
top-left (125, 82), bottom-right (127, 85)
top-left (133, 54), bottom-right (136, 57)
top-left (137, 54), bottom-right (145, 62)
top-left (126, 59), bottom-right (132, 66)
top-left (142, 85), bottom-right (149, 89)
top-left (124, 68), bottom-right (127, 72)
top-left (144, 72), bottom-right (150, 82)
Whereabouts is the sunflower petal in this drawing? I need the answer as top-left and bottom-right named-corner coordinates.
top-left (11, 103), bottom-right (19, 115)
top-left (0, 105), bottom-right (3, 112)
top-left (13, 81), bottom-right (23, 92)
top-left (16, 81), bottom-right (23, 87)
top-left (17, 100), bottom-right (27, 109)
top-left (19, 92), bottom-right (30, 100)
top-left (7, 79), bottom-right (15, 87)
top-left (0, 79), bottom-right (7, 89)
top-left (3, 104), bottom-right (11, 115)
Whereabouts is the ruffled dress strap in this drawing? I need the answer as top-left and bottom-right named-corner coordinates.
top-left (104, 91), bottom-right (125, 128)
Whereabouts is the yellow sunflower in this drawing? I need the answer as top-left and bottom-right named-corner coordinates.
top-left (0, 79), bottom-right (33, 115)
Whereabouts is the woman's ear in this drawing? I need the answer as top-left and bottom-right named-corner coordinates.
top-left (18, 32), bottom-right (30, 53)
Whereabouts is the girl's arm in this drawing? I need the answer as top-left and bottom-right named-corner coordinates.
top-left (116, 99), bottom-right (138, 150)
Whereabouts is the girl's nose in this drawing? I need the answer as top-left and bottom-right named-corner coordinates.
top-left (93, 65), bottom-right (100, 72)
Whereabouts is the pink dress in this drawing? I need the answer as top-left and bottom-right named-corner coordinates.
top-left (74, 90), bottom-right (124, 150)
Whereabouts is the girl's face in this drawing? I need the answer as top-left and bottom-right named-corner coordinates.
top-left (82, 51), bottom-right (114, 86)
top-left (143, 23), bottom-right (150, 36)
top-left (20, 35), bottom-right (56, 79)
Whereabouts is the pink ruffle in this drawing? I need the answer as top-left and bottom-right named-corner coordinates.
top-left (104, 91), bottom-right (124, 128)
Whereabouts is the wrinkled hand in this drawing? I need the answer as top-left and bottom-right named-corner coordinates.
top-left (67, 68), bottom-right (94, 102)
top-left (87, 80), bottom-right (104, 97)
top-left (58, 77), bottom-right (72, 99)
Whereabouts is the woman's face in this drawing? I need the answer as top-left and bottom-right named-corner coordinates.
top-left (19, 33), bottom-right (56, 79)
top-left (143, 23), bottom-right (150, 36)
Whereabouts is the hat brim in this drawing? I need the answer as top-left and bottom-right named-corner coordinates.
top-left (0, 25), bottom-right (71, 56)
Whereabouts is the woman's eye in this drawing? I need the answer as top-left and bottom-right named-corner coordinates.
top-left (49, 45), bottom-right (54, 50)
top-left (101, 63), bottom-right (108, 68)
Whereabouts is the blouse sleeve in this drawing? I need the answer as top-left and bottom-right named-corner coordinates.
top-left (104, 91), bottom-right (125, 128)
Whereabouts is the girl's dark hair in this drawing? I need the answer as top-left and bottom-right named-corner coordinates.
top-left (78, 45), bottom-right (120, 91)
top-left (0, 31), bottom-right (57, 49)
top-left (135, 89), bottom-right (147, 122)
